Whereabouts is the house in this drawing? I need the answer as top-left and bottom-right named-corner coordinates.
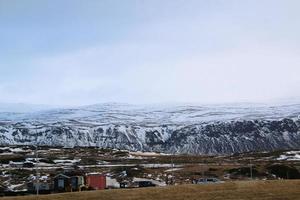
top-left (71, 176), bottom-right (85, 191)
top-left (23, 161), bottom-right (34, 168)
top-left (106, 176), bottom-right (120, 189)
top-left (86, 174), bottom-right (106, 190)
top-left (0, 184), bottom-right (5, 196)
top-left (53, 174), bottom-right (71, 192)
top-left (27, 182), bottom-right (52, 194)
top-left (9, 161), bottom-right (24, 168)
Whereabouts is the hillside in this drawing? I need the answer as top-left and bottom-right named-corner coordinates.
top-left (0, 103), bottom-right (300, 154)
top-left (2, 180), bottom-right (300, 200)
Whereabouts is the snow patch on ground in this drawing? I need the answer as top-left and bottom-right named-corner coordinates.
top-left (133, 177), bottom-right (166, 187)
top-left (53, 159), bottom-right (81, 164)
top-left (277, 151), bottom-right (300, 161)
top-left (130, 151), bottom-right (171, 157)
top-left (164, 168), bottom-right (182, 172)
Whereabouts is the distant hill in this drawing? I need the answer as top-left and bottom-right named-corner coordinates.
top-left (0, 103), bottom-right (299, 154)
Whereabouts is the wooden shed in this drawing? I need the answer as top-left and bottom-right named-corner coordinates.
top-left (71, 176), bottom-right (85, 191)
top-left (86, 174), bottom-right (106, 190)
top-left (53, 174), bottom-right (71, 192)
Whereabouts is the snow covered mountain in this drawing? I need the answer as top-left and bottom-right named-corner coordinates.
top-left (0, 103), bottom-right (299, 154)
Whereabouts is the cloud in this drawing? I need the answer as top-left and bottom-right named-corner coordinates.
top-left (0, 0), bottom-right (300, 105)
top-left (4, 39), bottom-right (296, 106)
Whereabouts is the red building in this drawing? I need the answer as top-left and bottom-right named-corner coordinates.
top-left (86, 174), bottom-right (106, 190)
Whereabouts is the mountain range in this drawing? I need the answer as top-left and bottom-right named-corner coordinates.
top-left (0, 103), bottom-right (299, 154)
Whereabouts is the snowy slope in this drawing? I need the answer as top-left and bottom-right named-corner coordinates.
top-left (0, 103), bottom-right (299, 154)
top-left (0, 103), bottom-right (299, 124)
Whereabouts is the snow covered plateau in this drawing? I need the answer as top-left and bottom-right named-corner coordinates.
top-left (0, 103), bottom-right (300, 154)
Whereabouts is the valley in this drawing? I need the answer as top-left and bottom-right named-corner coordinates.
top-left (0, 145), bottom-right (299, 195)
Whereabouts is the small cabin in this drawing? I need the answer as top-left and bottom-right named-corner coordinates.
top-left (86, 174), bottom-right (106, 190)
top-left (53, 174), bottom-right (71, 192)
top-left (23, 161), bottom-right (35, 168)
top-left (0, 184), bottom-right (5, 194)
top-left (71, 176), bottom-right (85, 191)
top-left (27, 182), bottom-right (51, 194)
top-left (106, 177), bottom-right (120, 189)
top-left (9, 161), bottom-right (24, 168)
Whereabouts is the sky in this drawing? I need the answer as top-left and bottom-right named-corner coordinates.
top-left (0, 0), bottom-right (300, 106)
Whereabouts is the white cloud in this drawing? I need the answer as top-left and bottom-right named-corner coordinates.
top-left (0, 0), bottom-right (300, 105)
top-left (4, 40), bottom-right (296, 106)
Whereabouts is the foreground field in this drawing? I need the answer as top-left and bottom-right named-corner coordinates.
top-left (2, 180), bottom-right (300, 200)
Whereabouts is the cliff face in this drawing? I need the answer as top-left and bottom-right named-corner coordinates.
top-left (1, 118), bottom-right (299, 155)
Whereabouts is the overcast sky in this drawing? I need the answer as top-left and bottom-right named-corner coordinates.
top-left (0, 0), bottom-right (300, 106)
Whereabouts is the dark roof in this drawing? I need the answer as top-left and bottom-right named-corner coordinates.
top-left (86, 173), bottom-right (105, 176)
top-left (54, 174), bottom-right (71, 179)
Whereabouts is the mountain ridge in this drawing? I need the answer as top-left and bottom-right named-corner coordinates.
top-left (0, 103), bottom-right (299, 155)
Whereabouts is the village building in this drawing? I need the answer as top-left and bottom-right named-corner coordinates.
top-left (86, 174), bottom-right (106, 190)
top-left (9, 161), bottom-right (24, 168)
top-left (106, 176), bottom-right (120, 189)
top-left (0, 184), bottom-right (5, 195)
top-left (23, 161), bottom-right (34, 168)
top-left (27, 182), bottom-right (52, 194)
top-left (53, 174), bottom-right (71, 192)
top-left (71, 176), bottom-right (85, 191)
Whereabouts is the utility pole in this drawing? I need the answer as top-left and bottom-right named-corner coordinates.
top-left (250, 158), bottom-right (253, 180)
top-left (202, 158), bottom-right (205, 178)
top-left (171, 158), bottom-right (174, 185)
top-left (35, 124), bottom-right (39, 200)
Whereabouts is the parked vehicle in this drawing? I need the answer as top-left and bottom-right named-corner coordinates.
top-left (195, 178), bottom-right (223, 184)
top-left (120, 182), bottom-right (129, 188)
top-left (136, 181), bottom-right (156, 187)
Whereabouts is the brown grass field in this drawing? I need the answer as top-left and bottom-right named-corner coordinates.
top-left (2, 180), bottom-right (300, 200)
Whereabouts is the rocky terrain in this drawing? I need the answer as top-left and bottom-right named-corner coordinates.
top-left (0, 146), bottom-right (300, 194)
top-left (0, 103), bottom-right (299, 154)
